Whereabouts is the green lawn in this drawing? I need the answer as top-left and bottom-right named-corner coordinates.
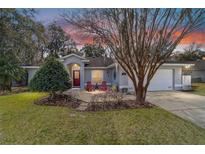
top-left (1, 92), bottom-right (205, 144)
top-left (189, 83), bottom-right (205, 96)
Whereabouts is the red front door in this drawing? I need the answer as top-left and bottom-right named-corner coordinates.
top-left (73, 70), bottom-right (80, 87)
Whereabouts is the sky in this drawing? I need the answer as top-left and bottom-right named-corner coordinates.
top-left (34, 8), bottom-right (205, 51)
top-left (34, 8), bottom-right (93, 48)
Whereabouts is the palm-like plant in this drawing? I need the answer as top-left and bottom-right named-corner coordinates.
top-left (0, 52), bottom-right (25, 91)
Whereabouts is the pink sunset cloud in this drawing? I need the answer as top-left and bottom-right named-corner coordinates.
top-left (62, 25), bottom-right (94, 46)
top-left (62, 23), bottom-right (205, 50)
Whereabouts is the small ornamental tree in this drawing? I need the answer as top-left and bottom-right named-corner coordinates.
top-left (29, 57), bottom-right (71, 98)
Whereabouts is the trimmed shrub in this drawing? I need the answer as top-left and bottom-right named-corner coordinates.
top-left (29, 57), bottom-right (71, 97)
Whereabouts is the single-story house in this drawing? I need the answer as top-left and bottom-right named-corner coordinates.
top-left (22, 53), bottom-right (193, 92)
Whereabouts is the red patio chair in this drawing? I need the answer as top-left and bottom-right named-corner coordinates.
top-left (99, 81), bottom-right (108, 91)
top-left (86, 81), bottom-right (94, 92)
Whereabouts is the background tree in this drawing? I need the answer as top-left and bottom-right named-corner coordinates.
top-left (29, 57), bottom-right (71, 98)
top-left (64, 8), bottom-right (205, 103)
top-left (80, 43), bottom-right (106, 57)
top-left (174, 43), bottom-right (205, 61)
top-left (47, 23), bottom-right (78, 58)
top-left (0, 9), bottom-right (47, 65)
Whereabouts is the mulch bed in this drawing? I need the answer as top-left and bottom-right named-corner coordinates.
top-left (86, 100), bottom-right (154, 112)
top-left (34, 94), bottom-right (154, 112)
top-left (34, 94), bottom-right (81, 108)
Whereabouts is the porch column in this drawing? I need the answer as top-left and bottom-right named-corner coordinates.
top-left (115, 63), bottom-right (119, 86)
top-left (80, 63), bottom-right (85, 89)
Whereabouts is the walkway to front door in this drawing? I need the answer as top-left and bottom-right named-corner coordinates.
top-left (73, 70), bottom-right (80, 87)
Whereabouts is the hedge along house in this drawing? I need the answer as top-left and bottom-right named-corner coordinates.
top-left (22, 53), bottom-right (194, 92)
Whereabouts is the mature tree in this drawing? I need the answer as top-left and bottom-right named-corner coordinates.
top-left (0, 8), bottom-right (45, 91)
top-left (64, 9), bottom-right (205, 103)
top-left (16, 22), bottom-right (48, 65)
top-left (0, 9), bottom-right (47, 65)
top-left (47, 23), bottom-right (78, 57)
top-left (174, 43), bottom-right (205, 61)
top-left (80, 43), bottom-right (106, 57)
top-left (0, 52), bottom-right (25, 91)
top-left (29, 57), bottom-right (71, 98)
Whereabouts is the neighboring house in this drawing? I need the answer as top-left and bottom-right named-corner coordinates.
top-left (22, 53), bottom-right (193, 92)
top-left (188, 60), bottom-right (205, 82)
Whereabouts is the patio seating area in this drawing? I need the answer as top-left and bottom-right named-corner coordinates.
top-left (85, 81), bottom-right (108, 92)
top-left (64, 88), bottom-right (134, 103)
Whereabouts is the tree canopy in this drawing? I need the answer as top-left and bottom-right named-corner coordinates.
top-left (0, 9), bottom-right (47, 65)
top-left (47, 23), bottom-right (78, 58)
top-left (80, 43), bottom-right (106, 57)
top-left (174, 43), bottom-right (205, 61)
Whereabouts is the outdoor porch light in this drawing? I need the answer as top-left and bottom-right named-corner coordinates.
top-left (185, 64), bottom-right (191, 69)
top-left (73, 64), bottom-right (78, 67)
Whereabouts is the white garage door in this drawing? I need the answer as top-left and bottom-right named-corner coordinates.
top-left (148, 69), bottom-right (173, 91)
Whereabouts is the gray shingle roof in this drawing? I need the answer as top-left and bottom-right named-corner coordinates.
top-left (190, 60), bottom-right (205, 71)
top-left (85, 57), bottom-right (114, 67)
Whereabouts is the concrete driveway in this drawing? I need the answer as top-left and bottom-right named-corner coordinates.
top-left (147, 92), bottom-right (205, 129)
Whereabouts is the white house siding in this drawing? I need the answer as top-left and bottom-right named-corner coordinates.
top-left (84, 69), bottom-right (92, 84)
top-left (173, 66), bottom-right (182, 90)
top-left (103, 70), bottom-right (108, 83)
top-left (106, 67), bottom-right (117, 84)
top-left (119, 68), bottom-right (128, 89)
top-left (27, 68), bottom-right (39, 82)
top-left (119, 65), bottom-right (183, 92)
top-left (191, 70), bottom-right (205, 82)
top-left (106, 69), bottom-right (112, 83)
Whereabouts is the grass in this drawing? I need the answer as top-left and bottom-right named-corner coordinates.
top-left (189, 83), bottom-right (205, 96)
top-left (1, 92), bottom-right (205, 144)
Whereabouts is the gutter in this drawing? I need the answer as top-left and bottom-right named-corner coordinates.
top-left (21, 66), bottom-right (40, 69)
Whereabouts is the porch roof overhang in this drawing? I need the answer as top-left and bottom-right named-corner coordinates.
top-left (162, 63), bottom-right (195, 67)
top-left (85, 63), bottom-right (116, 69)
top-left (59, 53), bottom-right (90, 63)
top-left (21, 66), bottom-right (40, 69)
top-left (21, 61), bottom-right (194, 70)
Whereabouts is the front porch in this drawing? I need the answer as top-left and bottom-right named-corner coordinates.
top-left (61, 54), bottom-right (88, 89)
top-left (61, 53), bottom-right (118, 90)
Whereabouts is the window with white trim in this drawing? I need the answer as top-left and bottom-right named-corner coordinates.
top-left (92, 70), bottom-right (103, 83)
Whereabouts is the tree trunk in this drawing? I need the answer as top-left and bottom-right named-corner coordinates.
top-left (50, 91), bottom-right (56, 100)
top-left (135, 79), bottom-right (147, 104)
